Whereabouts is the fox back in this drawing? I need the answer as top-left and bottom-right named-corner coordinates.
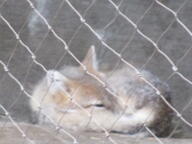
top-left (30, 46), bottom-right (173, 137)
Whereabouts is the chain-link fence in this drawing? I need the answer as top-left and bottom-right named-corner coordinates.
top-left (0, 0), bottom-right (192, 143)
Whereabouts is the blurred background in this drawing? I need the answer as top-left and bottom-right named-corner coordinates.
top-left (0, 0), bottom-right (192, 137)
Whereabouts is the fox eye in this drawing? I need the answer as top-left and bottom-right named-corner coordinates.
top-left (93, 104), bottom-right (104, 107)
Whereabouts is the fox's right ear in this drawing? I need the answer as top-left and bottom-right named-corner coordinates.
top-left (81, 45), bottom-right (98, 72)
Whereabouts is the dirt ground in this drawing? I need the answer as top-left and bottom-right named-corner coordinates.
top-left (0, 123), bottom-right (192, 144)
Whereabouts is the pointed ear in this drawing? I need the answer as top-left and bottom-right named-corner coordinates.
top-left (82, 45), bottom-right (98, 71)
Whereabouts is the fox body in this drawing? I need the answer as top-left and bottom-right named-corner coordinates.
top-left (30, 46), bottom-right (172, 137)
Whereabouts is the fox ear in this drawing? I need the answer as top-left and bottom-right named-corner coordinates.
top-left (82, 45), bottom-right (98, 71)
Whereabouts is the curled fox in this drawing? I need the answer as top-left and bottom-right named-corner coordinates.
top-left (30, 46), bottom-right (173, 137)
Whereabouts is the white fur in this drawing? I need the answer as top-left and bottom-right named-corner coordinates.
top-left (30, 46), bottom-right (170, 136)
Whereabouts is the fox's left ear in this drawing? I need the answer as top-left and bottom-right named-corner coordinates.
top-left (81, 45), bottom-right (98, 71)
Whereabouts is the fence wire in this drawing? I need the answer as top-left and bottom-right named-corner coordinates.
top-left (0, 0), bottom-right (192, 144)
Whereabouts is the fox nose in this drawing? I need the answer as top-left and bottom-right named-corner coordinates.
top-left (47, 70), bottom-right (59, 83)
top-left (47, 70), bottom-right (60, 79)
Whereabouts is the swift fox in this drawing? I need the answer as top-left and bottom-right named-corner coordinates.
top-left (30, 46), bottom-right (173, 137)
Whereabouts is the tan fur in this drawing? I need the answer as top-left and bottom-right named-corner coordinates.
top-left (30, 46), bottom-right (172, 137)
